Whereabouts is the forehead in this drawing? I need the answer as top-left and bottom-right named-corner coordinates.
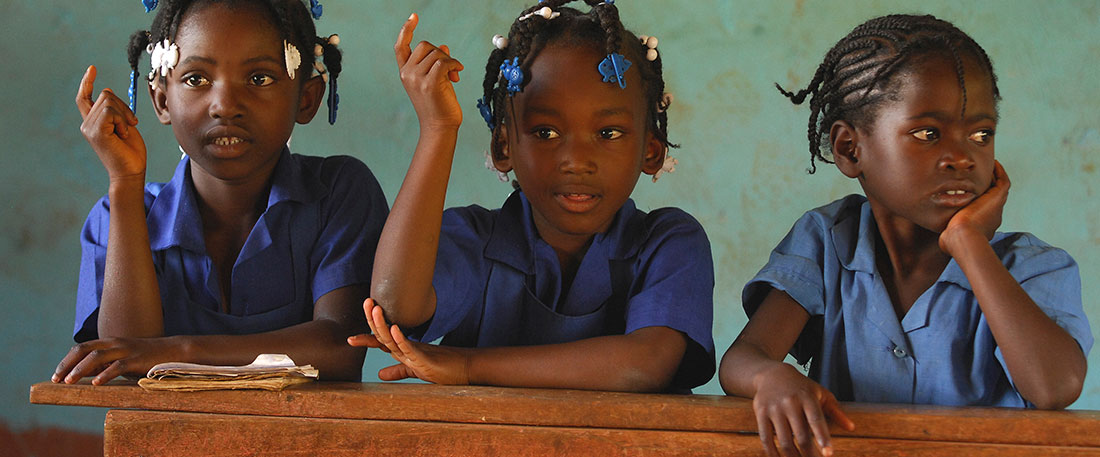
top-left (888, 54), bottom-right (997, 120)
top-left (514, 43), bottom-right (647, 118)
top-left (175, 1), bottom-right (282, 49)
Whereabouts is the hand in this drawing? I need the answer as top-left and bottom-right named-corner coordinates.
top-left (52, 336), bottom-right (183, 385)
top-left (752, 364), bottom-right (855, 457)
top-left (361, 298), bottom-right (471, 385)
top-left (939, 161), bottom-right (1010, 256)
top-left (76, 65), bottom-right (148, 183)
top-left (395, 13), bottom-right (464, 129)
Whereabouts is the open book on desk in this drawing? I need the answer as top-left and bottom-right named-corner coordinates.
top-left (138, 354), bottom-right (318, 392)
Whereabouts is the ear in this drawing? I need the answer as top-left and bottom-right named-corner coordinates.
top-left (640, 132), bottom-right (666, 176)
top-left (149, 79), bottom-right (171, 125)
top-left (295, 75), bottom-right (326, 124)
top-left (490, 124), bottom-right (512, 173)
top-left (830, 120), bottom-right (861, 178)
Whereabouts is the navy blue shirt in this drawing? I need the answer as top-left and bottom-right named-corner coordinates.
top-left (74, 149), bottom-right (388, 342)
top-left (744, 195), bottom-right (1093, 406)
top-left (419, 191), bottom-right (716, 390)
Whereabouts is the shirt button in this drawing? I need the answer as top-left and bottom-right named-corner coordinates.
top-left (892, 346), bottom-right (907, 358)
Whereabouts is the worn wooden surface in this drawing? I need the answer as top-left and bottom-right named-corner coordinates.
top-left (32, 381), bottom-right (1100, 453)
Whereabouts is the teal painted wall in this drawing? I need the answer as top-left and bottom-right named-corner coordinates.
top-left (2, 0), bottom-right (1097, 434)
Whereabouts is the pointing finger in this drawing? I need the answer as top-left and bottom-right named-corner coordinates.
top-left (76, 65), bottom-right (98, 119)
top-left (393, 13), bottom-right (419, 68)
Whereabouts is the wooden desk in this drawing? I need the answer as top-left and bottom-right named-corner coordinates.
top-left (30, 381), bottom-right (1100, 456)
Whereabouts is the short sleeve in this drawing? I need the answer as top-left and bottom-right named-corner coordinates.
top-left (73, 197), bottom-right (111, 342)
top-left (623, 209), bottom-right (715, 389)
top-left (992, 234), bottom-right (1093, 378)
top-left (742, 211), bottom-right (829, 319)
top-left (309, 157), bottom-right (390, 302)
top-left (414, 206), bottom-right (496, 342)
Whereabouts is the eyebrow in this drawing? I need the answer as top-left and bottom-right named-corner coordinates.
top-left (908, 111), bottom-right (1000, 123)
top-left (523, 105), bottom-right (634, 119)
top-left (178, 55), bottom-right (282, 66)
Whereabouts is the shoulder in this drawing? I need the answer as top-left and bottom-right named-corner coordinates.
top-left (991, 232), bottom-right (1078, 279)
top-left (293, 153), bottom-right (381, 189)
top-left (441, 203), bottom-right (499, 240)
top-left (796, 194), bottom-right (866, 234)
top-left (624, 206), bottom-right (711, 265)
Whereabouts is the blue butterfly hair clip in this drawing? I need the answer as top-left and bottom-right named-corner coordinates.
top-left (476, 97), bottom-right (494, 130)
top-left (309, 0), bottom-right (323, 19)
top-left (598, 53), bottom-right (631, 89)
top-left (142, 0), bottom-right (158, 12)
top-left (500, 57), bottom-right (524, 94)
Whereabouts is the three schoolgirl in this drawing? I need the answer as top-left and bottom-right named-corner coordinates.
top-left (55, 3), bottom-right (1090, 456)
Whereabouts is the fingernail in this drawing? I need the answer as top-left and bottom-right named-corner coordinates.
top-left (408, 13), bottom-right (415, 20)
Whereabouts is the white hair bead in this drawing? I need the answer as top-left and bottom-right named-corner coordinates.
top-left (646, 48), bottom-right (658, 61)
top-left (638, 35), bottom-right (649, 44)
top-left (314, 44), bottom-right (324, 57)
top-left (492, 34), bottom-right (508, 50)
top-left (538, 6), bottom-right (553, 18)
top-left (327, 34), bottom-right (340, 46)
top-left (646, 36), bottom-right (658, 48)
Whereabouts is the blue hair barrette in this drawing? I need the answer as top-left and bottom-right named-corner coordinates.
top-left (476, 97), bottom-right (494, 130)
top-left (598, 53), bottom-right (631, 89)
top-left (309, 0), bottom-right (323, 19)
top-left (128, 70), bottom-right (138, 113)
top-left (500, 57), bottom-right (524, 94)
top-left (142, 0), bottom-right (158, 12)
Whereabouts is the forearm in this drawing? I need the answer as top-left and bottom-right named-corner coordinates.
top-left (371, 127), bottom-right (459, 326)
top-left (466, 327), bottom-right (687, 392)
top-left (99, 176), bottom-right (164, 338)
top-left (719, 340), bottom-right (797, 398)
top-left (947, 230), bottom-right (1086, 408)
top-left (179, 318), bottom-right (366, 381)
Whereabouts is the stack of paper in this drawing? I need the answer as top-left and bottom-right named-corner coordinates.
top-left (138, 354), bottom-right (319, 392)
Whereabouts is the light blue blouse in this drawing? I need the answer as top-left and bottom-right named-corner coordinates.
top-left (743, 194), bottom-right (1092, 406)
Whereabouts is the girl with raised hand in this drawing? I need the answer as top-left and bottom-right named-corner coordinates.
top-left (349, 2), bottom-right (714, 393)
top-left (55, 0), bottom-right (388, 384)
top-left (719, 14), bottom-right (1092, 457)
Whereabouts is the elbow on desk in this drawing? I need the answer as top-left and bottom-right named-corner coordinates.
top-left (369, 282), bottom-right (433, 328)
top-left (1024, 378), bottom-right (1085, 410)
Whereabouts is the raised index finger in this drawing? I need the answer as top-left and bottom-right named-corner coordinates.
top-left (394, 13), bottom-right (419, 68)
top-left (75, 65), bottom-right (98, 119)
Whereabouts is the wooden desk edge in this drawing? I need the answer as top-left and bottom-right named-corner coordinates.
top-left (31, 381), bottom-right (1100, 448)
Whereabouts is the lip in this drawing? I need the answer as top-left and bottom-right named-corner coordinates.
top-left (930, 181), bottom-right (978, 207)
top-left (552, 185), bottom-right (602, 213)
top-left (203, 125), bottom-right (252, 158)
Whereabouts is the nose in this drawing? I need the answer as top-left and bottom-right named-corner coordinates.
top-left (208, 82), bottom-right (245, 120)
top-left (937, 142), bottom-right (975, 173)
top-left (558, 139), bottom-right (597, 175)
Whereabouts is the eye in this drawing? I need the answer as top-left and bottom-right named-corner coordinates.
top-left (910, 128), bottom-right (940, 141)
top-left (533, 127), bottom-right (560, 140)
top-left (183, 74), bottom-right (210, 87)
top-left (250, 74), bottom-right (276, 87)
top-left (598, 128), bottom-right (624, 140)
top-left (969, 129), bottom-right (994, 145)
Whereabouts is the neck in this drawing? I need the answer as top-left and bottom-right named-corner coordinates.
top-left (189, 161), bottom-right (275, 230)
top-left (869, 204), bottom-right (949, 278)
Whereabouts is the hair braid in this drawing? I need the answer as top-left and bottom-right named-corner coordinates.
top-left (779, 14), bottom-right (1000, 173)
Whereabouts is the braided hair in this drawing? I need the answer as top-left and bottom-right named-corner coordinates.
top-left (481, 0), bottom-right (675, 155)
top-left (125, 0), bottom-right (341, 113)
top-left (779, 14), bottom-right (1000, 173)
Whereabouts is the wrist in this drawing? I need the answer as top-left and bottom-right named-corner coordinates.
top-left (107, 174), bottom-right (146, 193)
top-left (939, 225), bottom-right (988, 257)
top-left (751, 362), bottom-right (798, 396)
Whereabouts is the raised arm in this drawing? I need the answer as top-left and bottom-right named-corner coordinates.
top-left (720, 288), bottom-right (853, 457)
top-left (370, 13), bottom-right (464, 327)
top-left (75, 65), bottom-right (164, 338)
top-left (55, 284), bottom-right (369, 384)
top-left (939, 162), bottom-right (1087, 409)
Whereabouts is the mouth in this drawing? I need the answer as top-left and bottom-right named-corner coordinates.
top-left (931, 188), bottom-right (976, 207)
top-left (554, 191), bottom-right (601, 213)
top-left (212, 136), bottom-right (245, 147)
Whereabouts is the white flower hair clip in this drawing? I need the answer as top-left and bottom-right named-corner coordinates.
top-left (652, 155), bottom-right (678, 183)
top-left (638, 35), bottom-right (659, 61)
top-left (284, 40), bottom-right (302, 79)
top-left (146, 39), bottom-right (179, 89)
top-left (520, 6), bottom-right (559, 21)
top-left (484, 150), bottom-right (511, 183)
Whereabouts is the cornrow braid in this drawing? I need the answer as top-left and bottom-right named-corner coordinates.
top-left (124, 0), bottom-right (342, 118)
top-left (481, 0), bottom-right (676, 156)
top-left (778, 14), bottom-right (1000, 173)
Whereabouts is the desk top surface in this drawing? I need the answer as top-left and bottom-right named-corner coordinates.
top-left (30, 381), bottom-right (1100, 448)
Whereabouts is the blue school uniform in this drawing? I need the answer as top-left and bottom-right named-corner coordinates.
top-left (743, 194), bottom-right (1092, 406)
top-left (74, 148), bottom-right (388, 343)
top-left (415, 191), bottom-right (715, 390)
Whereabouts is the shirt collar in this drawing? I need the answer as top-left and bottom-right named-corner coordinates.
top-left (831, 198), bottom-right (973, 290)
top-left (146, 148), bottom-right (325, 253)
top-left (484, 191), bottom-right (642, 273)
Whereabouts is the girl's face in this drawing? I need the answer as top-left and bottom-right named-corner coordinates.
top-left (497, 43), bottom-right (664, 246)
top-left (152, 2), bottom-right (321, 183)
top-left (850, 54), bottom-right (997, 234)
